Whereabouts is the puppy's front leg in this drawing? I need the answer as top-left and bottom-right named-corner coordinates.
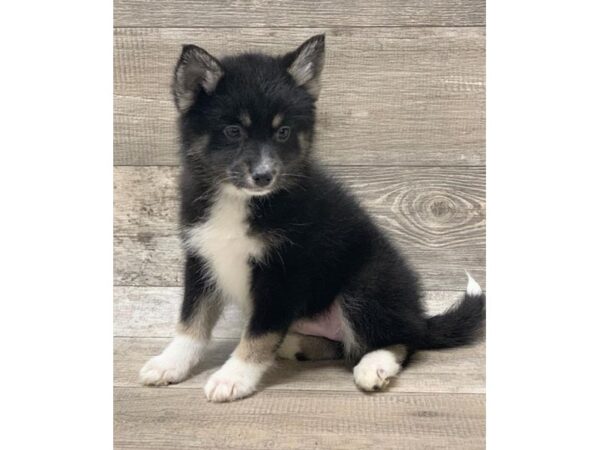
top-left (140, 255), bottom-right (223, 386)
top-left (204, 329), bottom-right (283, 402)
top-left (205, 263), bottom-right (292, 402)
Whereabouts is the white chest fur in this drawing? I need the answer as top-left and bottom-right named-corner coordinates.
top-left (183, 189), bottom-right (264, 311)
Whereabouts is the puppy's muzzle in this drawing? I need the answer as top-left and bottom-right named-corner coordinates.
top-left (250, 166), bottom-right (277, 188)
top-left (248, 154), bottom-right (279, 189)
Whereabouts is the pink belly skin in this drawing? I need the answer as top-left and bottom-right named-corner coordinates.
top-left (290, 300), bottom-right (343, 342)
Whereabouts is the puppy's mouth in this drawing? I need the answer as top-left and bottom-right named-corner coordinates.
top-left (241, 186), bottom-right (274, 197)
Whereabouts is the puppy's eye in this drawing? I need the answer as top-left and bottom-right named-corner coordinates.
top-left (224, 125), bottom-right (243, 141)
top-left (275, 126), bottom-right (291, 143)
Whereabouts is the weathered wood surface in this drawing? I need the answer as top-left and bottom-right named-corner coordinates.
top-left (114, 286), bottom-right (476, 338)
top-left (115, 0), bottom-right (485, 28)
top-left (112, 239), bottom-right (485, 290)
top-left (114, 27), bottom-right (485, 166)
top-left (114, 166), bottom-right (486, 237)
top-left (113, 166), bottom-right (485, 290)
top-left (115, 388), bottom-right (485, 449)
top-left (114, 286), bottom-right (242, 339)
top-left (114, 215), bottom-right (484, 290)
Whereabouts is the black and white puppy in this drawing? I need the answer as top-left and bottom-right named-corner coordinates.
top-left (139, 35), bottom-right (485, 402)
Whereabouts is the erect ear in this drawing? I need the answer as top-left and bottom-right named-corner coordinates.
top-left (173, 44), bottom-right (224, 112)
top-left (284, 34), bottom-right (325, 99)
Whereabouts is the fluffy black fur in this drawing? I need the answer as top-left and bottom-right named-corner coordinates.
top-left (173, 34), bottom-right (485, 362)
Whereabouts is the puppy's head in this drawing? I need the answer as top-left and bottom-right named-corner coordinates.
top-left (173, 34), bottom-right (325, 196)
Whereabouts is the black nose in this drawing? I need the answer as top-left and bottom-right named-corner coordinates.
top-left (251, 169), bottom-right (274, 188)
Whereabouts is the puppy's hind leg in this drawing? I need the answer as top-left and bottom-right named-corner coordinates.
top-left (276, 333), bottom-right (343, 361)
top-left (353, 344), bottom-right (408, 392)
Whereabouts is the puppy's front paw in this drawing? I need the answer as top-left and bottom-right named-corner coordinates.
top-left (139, 335), bottom-right (205, 386)
top-left (353, 350), bottom-right (401, 392)
top-left (139, 354), bottom-right (192, 386)
top-left (204, 358), bottom-right (263, 402)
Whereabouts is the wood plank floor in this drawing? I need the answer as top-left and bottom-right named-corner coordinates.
top-left (115, 389), bottom-right (484, 449)
top-left (114, 289), bottom-right (485, 449)
top-left (114, 1), bottom-right (485, 448)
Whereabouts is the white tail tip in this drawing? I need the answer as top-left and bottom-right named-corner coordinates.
top-left (465, 270), bottom-right (483, 296)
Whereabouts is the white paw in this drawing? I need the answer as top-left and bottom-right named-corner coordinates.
top-left (139, 354), bottom-right (192, 386)
top-left (139, 335), bottom-right (205, 386)
top-left (204, 357), bottom-right (264, 402)
top-left (353, 350), bottom-right (401, 392)
top-left (204, 371), bottom-right (256, 402)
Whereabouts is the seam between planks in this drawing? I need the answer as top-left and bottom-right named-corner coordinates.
top-left (112, 164), bottom-right (487, 168)
top-left (114, 25), bottom-right (486, 30)
top-left (113, 386), bottom-right (485, 396)
top-left (114, 386), bottom-right (485, 395)
top-left (111, 284), bottom-right (474, 292)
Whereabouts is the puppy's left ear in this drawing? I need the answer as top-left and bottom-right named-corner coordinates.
top-left (284, 34), bottom-right (325, 99)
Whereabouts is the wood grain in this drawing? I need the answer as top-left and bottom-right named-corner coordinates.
top-left (114, 223), bottom-right (484, 290)
top-left (114, 27), bottom-right (485, 166)
top-left (113, 166), bottom-right (485, 290)
top-left (114, 286), bottom-right (475, 338)
top-left (115, 388), bottom-right (485, 449)
top-left (114, 286), bottom-right (243, 339)
top-left (114, 0), bottom-right (485, 28)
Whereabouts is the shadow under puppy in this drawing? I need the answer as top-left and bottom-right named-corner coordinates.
top-left (140, 34), bottom-right (485, 402)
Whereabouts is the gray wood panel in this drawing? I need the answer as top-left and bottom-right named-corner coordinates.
top-left (113, 166), bottom-right (485, 290)
top-left (114, 286), bottom-right (243, 339)
top-left (114, 27), bottom-right (485, 166)
top-left (114, 234), bottom-right (484, 290)
top-left (114, 287), bottom-right (473, 338)
top-left (115, 0), bottom-right (485, 28)
top-left (115, 388), bottom-right (485, 449)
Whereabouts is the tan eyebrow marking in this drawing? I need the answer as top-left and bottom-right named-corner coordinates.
top-left (272, 113), bottom-right (284, 128)
top-left (239, 111), bottom-right (251, 127)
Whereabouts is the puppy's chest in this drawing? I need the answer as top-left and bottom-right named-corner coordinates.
top-left (183, 193), bottom-right (264, 308)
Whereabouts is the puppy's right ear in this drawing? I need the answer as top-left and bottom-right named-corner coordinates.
top-left (173, 44), bottom-right (224, 112)
top-left (284, 34), bottom-right (325, 99)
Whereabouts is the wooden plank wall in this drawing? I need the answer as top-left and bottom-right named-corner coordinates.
top-left (115, 27), bottom-right (485, 166)
top-left (114, 2), bottom-right (485, 448)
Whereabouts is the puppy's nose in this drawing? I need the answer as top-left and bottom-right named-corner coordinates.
top-left (251, 168), bottom-right (275, 188)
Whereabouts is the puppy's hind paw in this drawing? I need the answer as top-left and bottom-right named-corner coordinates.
top-left (353, 350), bottom-right (402, 392)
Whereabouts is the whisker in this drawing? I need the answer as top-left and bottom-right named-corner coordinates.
top-left (281, 173), bottom-right (310, 179)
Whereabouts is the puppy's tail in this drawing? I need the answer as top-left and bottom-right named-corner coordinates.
top-left (418, 271), bottom-right (485, 350)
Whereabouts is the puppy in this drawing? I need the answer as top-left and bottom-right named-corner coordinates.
top-left (139, 35), bottom-right (485, 402)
